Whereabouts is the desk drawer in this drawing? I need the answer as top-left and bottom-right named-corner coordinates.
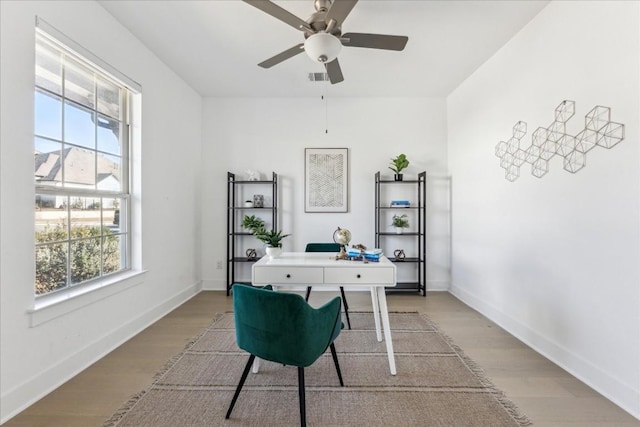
top-left (253, 267), bottom-right (324, 285)
top-left (324, 267), bottom-right (394, 285)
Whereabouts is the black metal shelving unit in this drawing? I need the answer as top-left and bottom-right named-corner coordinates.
top-left (226, 171), bottom-right (278, 295)
top-left (374, 171), bottom-right (426, 296)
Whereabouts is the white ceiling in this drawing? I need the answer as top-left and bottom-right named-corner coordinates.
top-left (99, 0), bottom-right (549, 98)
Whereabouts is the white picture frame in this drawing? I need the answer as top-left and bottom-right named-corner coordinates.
top-left (305, 148), bottom-right (348, 213)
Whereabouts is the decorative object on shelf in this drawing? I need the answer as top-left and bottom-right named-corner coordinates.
top-left (389, 153), bottom-right (410, 181)
top-left (390, 200), bottom-right (410, 208)
top-left (253, 194), bottom-right (264, 208)
top-left (391, 214), bottom-right (409, 234)
top-left (333, 227), bottom-right (352, 259)
top-left (393, 249), bottom-right (406, 261)
top-left (245, 248), bottom-right (257, 261)
top-left (495, 101), bottom-right (626, 182)
top-left (243, 200), bottom-right (253, 208)
top-left (246, 170), bottom-right (260, 181)
top-left (254, 229), bottom-right (291, 259)
top-left (241, 215), bottom-right (265, 234)
top-left (305, 148), bottom-right (348, 212)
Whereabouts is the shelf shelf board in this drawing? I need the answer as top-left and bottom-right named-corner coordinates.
top-left (230, 257), bottom-right (260, 263)
top-left (378, 232), bottom-right (420, 236)
top-left (389, 257), bottom-right (420, 263)
top-left (230, 180), bottom-right (275, 184)
top-left (385, 282), bottom-right (425, 291)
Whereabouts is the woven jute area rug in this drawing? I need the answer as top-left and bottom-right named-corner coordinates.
top-left (104, 312), bottom-right (531, 426)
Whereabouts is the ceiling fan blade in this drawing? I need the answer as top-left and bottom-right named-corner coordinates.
top-left (258, 43), bottom-right (305, 68)
top-left (341, 32), bottom-right (408, 51)
top-left (324, 59), bottom-right (344, 84)
top-left (242, 0), bottom-right (312, 32)
top-left (325, 0), bottom-right (358, 25)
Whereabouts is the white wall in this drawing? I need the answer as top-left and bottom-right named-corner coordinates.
top-left (0, 1), bottom-right (202, 422)
top-left (447, 0), bottom-right (640, 418)
top-left (201, 97), bottom-right (450, 291)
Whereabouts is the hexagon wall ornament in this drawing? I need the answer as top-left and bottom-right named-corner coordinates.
top-left (495, 101), bottom-right (625, 182)
top-left (564, 150), bottom-right (586, 173)
top-left (596, 121), bottom-right (625, 149)
top-left (532, 158), bottom-right (549, 178)
top-left (496, 121), bottom-right (527, 180)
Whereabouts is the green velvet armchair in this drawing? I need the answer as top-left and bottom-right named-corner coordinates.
top-left (304, 242), bottom-right (351, 329)
top-left (225, 284), bottom-right (344, 427)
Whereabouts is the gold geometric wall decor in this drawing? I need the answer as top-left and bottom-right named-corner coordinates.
top-left (495, 101), bottom-right (625, 181)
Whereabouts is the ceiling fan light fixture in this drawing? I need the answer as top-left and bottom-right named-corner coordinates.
top-left (304, 32), bottom-right (342, 63)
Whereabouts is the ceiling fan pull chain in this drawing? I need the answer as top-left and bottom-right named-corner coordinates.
top-left (324, 82), bottom-right (329, 134)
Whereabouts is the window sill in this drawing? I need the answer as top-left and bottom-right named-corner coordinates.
top-left (29, 270), bottom-right (147, 327)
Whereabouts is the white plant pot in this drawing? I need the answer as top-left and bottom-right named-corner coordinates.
top-left (244, 201), bottom-right (253, 208)
top-left (395, 227), bottom-right (404, 234)
top-left (265, 246), bottom-right (282, 259)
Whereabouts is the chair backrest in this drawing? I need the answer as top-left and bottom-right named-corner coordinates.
top-left (232, 284), bottom-right (342, 367)
top-left (305, 242), bottom-right (341, 253)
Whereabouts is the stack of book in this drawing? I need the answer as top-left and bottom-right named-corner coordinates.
top-left (390, 200), bottom-right (410, 208)
top-left (346, 247), bottom-right (383, 262)
top-left (364, 248), bottom-right (383, 262)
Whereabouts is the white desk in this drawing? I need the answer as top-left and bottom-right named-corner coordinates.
top-left (252, 252), bottom-right (397, 375)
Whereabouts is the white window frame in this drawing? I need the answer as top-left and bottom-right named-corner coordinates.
top-left (32, 18), bottom-right (143, 314)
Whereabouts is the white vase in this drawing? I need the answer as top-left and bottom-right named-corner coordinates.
top-left (395, 227), bottom-right (404, 234)
top-left (265, 246), bottom-right (282, 259)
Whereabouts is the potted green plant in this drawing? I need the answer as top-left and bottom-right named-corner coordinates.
top-left (241, 215), bottom-right (265, 234)
top-left (391, 214), bottom-right (409, 234)
top-left (389, 153), bottom-right (410, 181)
top-left (254, 229), bottom-right (291, 259)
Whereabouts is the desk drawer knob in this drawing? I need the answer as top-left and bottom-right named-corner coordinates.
top-left (357, 274), bottom-right (361, 278)
top-left (286, 274), bottom-right (291, 278)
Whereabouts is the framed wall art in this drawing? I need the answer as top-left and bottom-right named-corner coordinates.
top-left (305, 148), bottom-right (348, 212)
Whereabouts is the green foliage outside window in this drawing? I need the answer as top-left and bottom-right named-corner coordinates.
top-left (35, 225), bottom-right (120, 295)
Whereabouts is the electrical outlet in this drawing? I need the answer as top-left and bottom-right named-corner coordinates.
top-left (216, 261), bottom-right (223, 270)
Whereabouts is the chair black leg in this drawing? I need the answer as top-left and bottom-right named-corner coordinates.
top-left (297, 367), bottom-right (306, 427)
top-left (329, 343), bottom-right (344, 386)
top-left (305, 286), bottom-right (312, 302)
top-left (339, 287), bottom-right (351, 329)
top-left (225, 354), bottom-right (255, 419)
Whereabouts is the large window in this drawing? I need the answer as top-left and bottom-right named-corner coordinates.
top-left (34, 30), bottom-right (132, 296)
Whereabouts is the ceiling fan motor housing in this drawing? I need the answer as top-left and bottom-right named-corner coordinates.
top-left (304, 12), bottom-right (342, 37)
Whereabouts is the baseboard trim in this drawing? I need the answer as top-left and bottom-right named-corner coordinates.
top-left (201, 278), bottom-right (226, 291)
top-left (449, 284), bottom-right (640, 421)
top-left (1, 281), bottom-right (202, 424)
top-left (426, 279), bottom-right (450, 291)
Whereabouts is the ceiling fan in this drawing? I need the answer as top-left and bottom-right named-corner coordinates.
top-left (243, 0), bottom-right (408, 84)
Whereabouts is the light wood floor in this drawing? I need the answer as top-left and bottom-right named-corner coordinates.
top-left (4, 290), bottom-right (639, 426)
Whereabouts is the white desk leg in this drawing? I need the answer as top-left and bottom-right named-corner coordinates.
top-left (370, 287), bottom-right (382, 342)
top-left (376, 286), bottom-right (397, 375)
top-left (252, 357), bottom-right (260, 373)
